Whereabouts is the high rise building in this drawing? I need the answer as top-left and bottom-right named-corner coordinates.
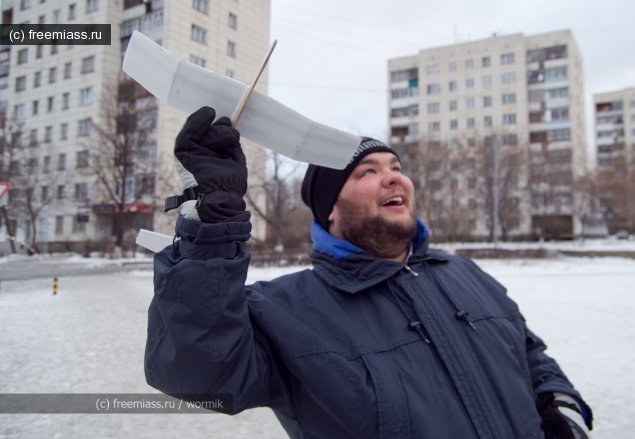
top-left (593, 87), bottom-right (635, 232)
top-left (0, 0), bottom-right (270, 253)
top-left (388, 30), bottom-right (587, 240)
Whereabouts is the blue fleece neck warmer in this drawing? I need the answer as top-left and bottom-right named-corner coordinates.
top-left (311, 218), bottom-right (430, 260)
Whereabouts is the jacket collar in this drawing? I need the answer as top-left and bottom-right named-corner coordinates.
top-left (310, 218), bottom-right (446, 294)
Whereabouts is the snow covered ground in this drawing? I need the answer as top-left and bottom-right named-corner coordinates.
top-left (1, 256), bottom-right (634, 438)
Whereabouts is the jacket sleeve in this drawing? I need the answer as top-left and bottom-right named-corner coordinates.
top-left (525, 326), bottom-right (593, 428)
top-left (145, 215), bottom-right (285, 414)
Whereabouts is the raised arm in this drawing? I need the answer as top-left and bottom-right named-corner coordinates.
top-left (144, 108), bottom-right (284, 413)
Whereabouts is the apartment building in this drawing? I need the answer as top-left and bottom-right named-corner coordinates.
top-left (388, 30), bottom-right (587, 240)
top-left (594, 87), bottom-right (635, 232)
top-left (0, 0), bottom-right (270, 252)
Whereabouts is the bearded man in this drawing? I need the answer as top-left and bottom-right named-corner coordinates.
top-left (146, 107), bottom-right (593, 439)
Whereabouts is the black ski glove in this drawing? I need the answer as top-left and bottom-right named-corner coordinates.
top-left (537, 392), bottom-right (591, 439)
top-left (166, 106), bottom-right (250, 223)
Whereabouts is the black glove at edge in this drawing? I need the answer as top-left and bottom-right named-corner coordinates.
top-left (173, 107), bottom-right (251, 223)
top-left (537, 392), bottom-right (591, 439)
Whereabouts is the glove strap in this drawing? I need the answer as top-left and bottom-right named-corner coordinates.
top-left (164, 186), bottom-right (205, 212)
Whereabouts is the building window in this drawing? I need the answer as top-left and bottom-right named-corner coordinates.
top-left (482, 56), bottom-right (490, 67)
top-left (78, 118), bottom-right (91, 136)
top-left (450, 120), bottom-right (458, 130)
top-left (391, 68), bottom-right (418, 83)
top-left (192, 0), bottom-right (209, 14)
top-left (47, 96), bottom-right (54, 112)
top-left (466, 98), bottom-right (474, 109)
top-left (73, 216), bottom-right (87, 233)
top-left (501, 53), bottom-right (515, 64)
top-left (79, 87), bottom-right (93, 105)
top-left (21, 0), bottom-right (32, 10)
top-left (468, 198), bottom-right (476, 209)
top-left (502, 93), bottom-right (516, 104)
top-left (449, 100), bottom-right (457, 111)
top-left (484, 116), bottom-right (492, 127)
top-left (227, 40), bottom-right (236, 57)
top-left (43, 156), bottom-right (51, 172)
top-left (548, 128), bottom-right (571, 142)
top-left (45, 126), bottom-right (53, 142)
top-left (60, 123), bottom-right (68, 140)
top-left (36, 45), bottom-right (43, 59)
top-left (465, 59), bottom-right (473, 70)
top-left (17, 49), bottom-right (28, 65)
top-left (427, 103), bottom-right (440, 113)
top-left (76, 150), bottom-right (89, 168)
top-left (428, 122), bottom-right (440, 132)
top-left (467, 118), bottom-right (475, 128)
top-left (86, 0), bottom-right (99, 13)
top-left (55, 216), bottom-right (64, 234)
top-left (49, 67), bottom-right (57, 84)
top-left (16, 76), bottom-right (27, 92)
top-left (467, 138), bottom-right (476, 147)
top-left (448, 61), bottom-right (457, 72)
top-left (483, 96), bottom-right (492, 107)
top-left (503, 134), bottom-right (518, 146)
top-left (32, 72), bottom-right (41, 89)
top-left (527, 45), bottom-right (567, 63)
top-left (68, 3), bottom-right (76, 20)
top-left (551, 108), bottom-right (569, 121)
top-left (482, 76), bottom-right (491, 87)
top-left (57, 153), bottom-right (66, 170)
top-left (226, 69), bottom-right (234, 79)
top-left (545, 67), bottom-right (567, 81)
top-left (465, 78), bottom-right (474, 89)
top-left (64, 62), bottom-right (72, 79)
top-left (426, 64), bottom-right (439, 75)
top-left (427, 84), bottom-right (440, 95)
top-left (191, 25), bottom-right (207, 44)
top-left (189, 55), bottom-right (206, 68)
top-left (62, 93), bottom-right (70, 109)
top-left (501, 73), bottom-right (515, 84)
top-left (228, 12), bottom-right (237, 29)
top-left (503, 113), bottom-right (516, 125)
top-left (81, 56), bottom-right (95, 73)
top-left (14, 104), bottom-right (25, 119)
top-left (75, 183), bottom-right (88, 200)
top-left (41, 186), bottom-right (49, 202)
top-left (30, 129), bottom-right (38, 144)
top-left (51, 43), bottom-right (58, 55)
top-left (449, 81), bottom-right (457, 92)
top-left (57, 185), bottom-right (65, 200)
top-left (468, 178), bottom-right (476, 188)
top-left (391, 88), bottom-right (418, 99)
top-left (548, 87), bottom-right (568, 99)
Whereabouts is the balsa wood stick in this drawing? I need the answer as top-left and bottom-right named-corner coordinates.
top-left (231, 39), bottom-right (278, 127)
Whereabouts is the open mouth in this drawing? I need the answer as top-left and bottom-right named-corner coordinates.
top-left (381, 197), bottom-right (404, 207)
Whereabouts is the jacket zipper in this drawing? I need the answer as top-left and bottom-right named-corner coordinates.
top-left (404, 265), bottom-right (418, 276)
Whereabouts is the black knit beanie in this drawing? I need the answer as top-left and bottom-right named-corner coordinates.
top-left (301, 137), bottom-right (400, 231)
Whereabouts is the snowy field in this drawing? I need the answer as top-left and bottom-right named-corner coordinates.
top-left (1, 256), bottom-right (635, 438)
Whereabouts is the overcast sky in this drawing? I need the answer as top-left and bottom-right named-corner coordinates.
top-left (267, 0), bottom-right (635, 156)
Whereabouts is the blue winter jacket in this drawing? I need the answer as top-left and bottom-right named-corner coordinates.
top-left (146, 216), bottom-right (591, 439)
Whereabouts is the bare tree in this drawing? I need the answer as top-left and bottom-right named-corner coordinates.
top-left (0, 113), bottom-right (23, 252)
top-left (87, 79), bottom-right (158, 248)
top-left (470, 132), bottom-right (528, 241)
top-left (246, 152), bottom-right (311, 250)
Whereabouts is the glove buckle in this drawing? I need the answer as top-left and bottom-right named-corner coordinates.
top-left (164, 187), bottom-right (201, 212)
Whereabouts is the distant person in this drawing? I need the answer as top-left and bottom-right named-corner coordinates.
top-left (145, 107), bottom-right (593, 439)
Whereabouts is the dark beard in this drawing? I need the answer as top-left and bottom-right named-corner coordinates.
top-left (336, 198), bottom-right (417, 260)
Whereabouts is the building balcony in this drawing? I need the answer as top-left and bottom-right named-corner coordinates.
top-left (120, 10), bottom-right (163, 40)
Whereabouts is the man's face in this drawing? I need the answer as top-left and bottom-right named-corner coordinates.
top-left (328, 152), bottom-right (417, 260)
